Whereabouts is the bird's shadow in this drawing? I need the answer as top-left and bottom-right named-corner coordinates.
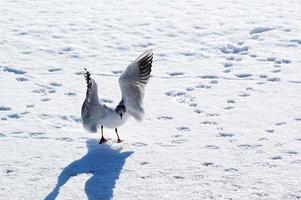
top-left (45, 139), bottom-right (133, 200)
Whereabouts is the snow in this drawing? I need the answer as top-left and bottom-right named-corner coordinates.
top-left (1, 0), bottom-right (301, 199)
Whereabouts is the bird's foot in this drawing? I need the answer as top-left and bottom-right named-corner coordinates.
top-left (117, 139), bottom-right (123, 143)
top-left (99, 137), bottom-right (107, 144)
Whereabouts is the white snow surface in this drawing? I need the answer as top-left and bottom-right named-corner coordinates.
top-left (1, 0), bottom-right (301, 199)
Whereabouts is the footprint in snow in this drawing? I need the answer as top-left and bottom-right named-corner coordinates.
top-left (227, 99), bottom-right (236, 104)
top-left (271, 69), bottom-right (281, 73)
top-left (6, 169), bottom-right (14, 174)
top-left (173, 176), bottom-right (184, 179)
top-left (274, 59), bottom-right (291, 64)
top-left (0, 133), bottom-right (6, 137)
top-left (50, 82), bottom-right (62, 87)
top-left (267, 77), bottom-right (280, 82)
top-left (238, 92), bottom-right (250, 97)
top-left (224, 168), bottom-right (239, 172)
top-left (2, 66), bottom-right (26, 75)
top-left (32, 88), bottom-right (46, 94)
top-left (0, 106), bottom-right (11, 111)
top-left (206, 113), bottom-right (219, 117)
top-left (290, 39), bottom-right (301, 45)
top-left (167, 72), bottom-right (185, 76)
top-left (189, 102), bottom-right (197, 107)
top-left (176, 127), bottom-right (190, 132)
top-left (199, 75), bottom-right (219, 79)
top-left (140, 161), bottom-right (149, 165)
top-left (209, 80), bottom-right (218, 84)
top-left (193, 108), bottom-right (202, 114)
top-left (61, 47), bottom-right (73, 52)
top-left (224, 106), bottom-right (234, 110)
top-left (223, 69), bottom-right (231, 73)
top-left (258, 137), bottom-right (269, 141)
top-left (275, 122), bottom-right (286, 126)
top-left (200, 120), bottom-right (217, 125)
top-left (223, 62), bottom-right (233, 68)
top-left (20, 111), bottom-right (30, 116)
top-left (44, 89), bottom-right (55, 94)
top-left (16, 77), bottom-right (29, 82)
top-left (235, 73), bottom-right (252, 78)
top-left (195, 83), bottom-right (211, 89)
top-left (157, 116), bottom-right (173, 120)
top-left (289, 80), bottom-right (301, 84)
top-left (202, 162), bottom-right (214, 167)
top-left (165, 91), bottom-right (186, 97)
top-left (204, 145), bottom-right (219, 149)
top-left (7, 114), bottom-right (21, 119)
top-left (172, 134), bottom-right (183, 138)
top-left (75, 71), bottom-right (84, 75)
top-left (48, 68), bottom-right (62, 72)
top-left (256, 81), bottom-right (266, 85)
top-left (29, 132), bottom-right (46, 136)
top-left (40, 114), bottom-right (51, 119)
top-left (33, 84), bottom-right (56, 94)
top-left (11, 131), bottom-right (24, 135)
top-left (286, 151), bottom-right (298, 155)
top-left (218, 132), bottom-right (234, 137)
top-left (64, 92), bottom-right (76, 97)
top-left (249, 54), bottom-right (257, 58)
top-left (270, 156), bottom-right (282, 160)
top-left (266, 57), bottom-right (276, 62)
top-left (226, 55), bottom-right (236, 60)
top-left (259, 74), bottom-right (268, 79)
top-left (41, 98), bottom-right (50, 102)
top-left (186, 87), bottom-right (194, 91)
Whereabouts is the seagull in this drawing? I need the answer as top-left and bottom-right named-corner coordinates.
top-left (81, 50), bottom-right (153, 144)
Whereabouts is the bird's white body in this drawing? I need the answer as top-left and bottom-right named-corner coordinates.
top-left (99, 106), bottom-right (129, 129)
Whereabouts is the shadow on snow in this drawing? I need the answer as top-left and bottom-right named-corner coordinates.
top-left (45, 139), bottom-right (133, 200)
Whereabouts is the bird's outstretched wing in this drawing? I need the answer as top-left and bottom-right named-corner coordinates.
top-left (119, 50), bottom-right (153, 121)
top-left (81, 70), bottom-right (106, 132)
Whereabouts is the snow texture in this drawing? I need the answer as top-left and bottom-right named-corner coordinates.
top-left (0, 0), bottom-right (301, 199)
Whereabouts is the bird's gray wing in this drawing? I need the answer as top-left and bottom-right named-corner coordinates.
top-left (119, 50), bottom-right (153, 121)
top-left (81, 72), bottom-right (106, 132)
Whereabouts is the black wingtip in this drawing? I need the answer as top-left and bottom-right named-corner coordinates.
top-left (137, 50), bottom-right (153, 84)
top-left (84, 68), bottom-right (91, 84)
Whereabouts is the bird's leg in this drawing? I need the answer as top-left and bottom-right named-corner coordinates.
top-left (99, 125), bottom-right (107, 144)
top-left (115, 128), bottom-right (123, 143)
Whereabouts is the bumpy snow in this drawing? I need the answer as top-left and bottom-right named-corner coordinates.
top-left (0, 0), bottom-right (301, 199)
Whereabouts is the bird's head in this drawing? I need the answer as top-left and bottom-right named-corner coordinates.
top-left (115, 104), bottom-right (127, 119)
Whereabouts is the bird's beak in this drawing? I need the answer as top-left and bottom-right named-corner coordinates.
top-left (120, 114), bottom-right (123, 119)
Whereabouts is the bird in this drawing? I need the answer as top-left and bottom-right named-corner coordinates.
top-left (81, 50), bottom-right (153, 144)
